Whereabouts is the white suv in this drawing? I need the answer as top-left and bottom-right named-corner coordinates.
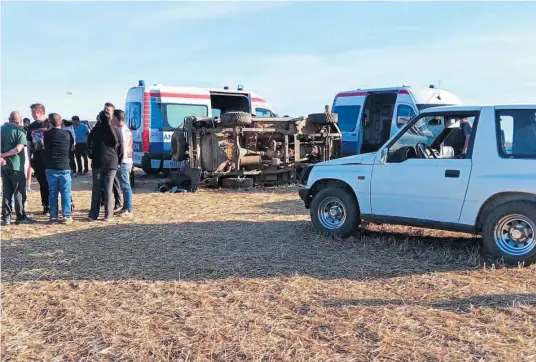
top-left (299, 105), bottom-right (536, 264)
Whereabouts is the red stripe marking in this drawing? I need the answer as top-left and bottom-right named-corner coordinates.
top-left (251, 97), bottom-right (266, 103)
top-left (149, 92), bottom-right (210, 99)
top-left (336, 91), bottom-right (367, 98)
top-left (142, 92), bottom-right (150, 153)
top-left (397, 89), bottom-right (410, 95)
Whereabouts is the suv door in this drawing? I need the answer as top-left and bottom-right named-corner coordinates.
top-left (370, 112), bottom-right (477, 223)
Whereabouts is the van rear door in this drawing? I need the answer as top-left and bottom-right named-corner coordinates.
top-left (332, 91), bottom-right (366, 156)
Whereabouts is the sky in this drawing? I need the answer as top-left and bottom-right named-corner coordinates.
top-left (2, 1), bottom-right (536, 121)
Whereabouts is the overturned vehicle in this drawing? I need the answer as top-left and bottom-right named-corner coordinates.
top-left (167, 111), bottom-right (342, 190)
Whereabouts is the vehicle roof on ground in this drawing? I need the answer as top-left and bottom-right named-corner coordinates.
top-left (335, 86), bottom-right (461, 106)
top-left (420, 104), bottom-right (536, 114)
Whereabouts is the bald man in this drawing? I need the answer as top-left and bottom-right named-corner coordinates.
top-left (1, 111), bottom-right (29, 225)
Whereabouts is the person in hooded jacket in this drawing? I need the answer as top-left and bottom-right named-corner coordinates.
top-left (87, 110), bottom-right (123, 221)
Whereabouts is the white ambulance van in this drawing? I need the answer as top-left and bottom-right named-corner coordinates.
top-left (332, 85), bottom-right (462, 156)
top-left (125, 81), bottom-right (278, 175)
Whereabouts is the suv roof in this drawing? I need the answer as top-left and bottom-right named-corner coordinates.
top-left (420, 104), bottom-right (536, 114)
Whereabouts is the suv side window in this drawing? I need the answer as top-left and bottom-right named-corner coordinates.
top-left (396, 105), bottom-right (416, 128)
top-left (496, 109), bottom-right (536, 158)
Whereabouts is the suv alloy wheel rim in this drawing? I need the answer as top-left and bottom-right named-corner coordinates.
top-left (318, 197), bottom-right (347, 230)
top-left (494, 214), bottom-right (536, 256)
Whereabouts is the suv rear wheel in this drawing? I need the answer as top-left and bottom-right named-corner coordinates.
top-left (482, 201), bottom-right (536, 264)
top-left (310, 186), bottom-right (360, 237)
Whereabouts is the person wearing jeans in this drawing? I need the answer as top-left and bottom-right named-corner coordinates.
top-left (87, 110), bottom-right (123, 221)
top-left (113, 110), bottom-right (133, 216)
top-left (44, 113), bottom-right (74, 224)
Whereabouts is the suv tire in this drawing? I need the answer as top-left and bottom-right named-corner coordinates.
top-left (310, 186), bottom-right (360, 237)
top-left (482, 201), bottom-right (536, 265)
top-left (220, 112), bottom-right (253, 127)
top-left (308, 113), bottom-right (338, 125)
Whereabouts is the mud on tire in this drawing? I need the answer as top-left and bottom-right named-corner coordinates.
top-left (221, 177), bottom-right (254, 189)
top-left (308, 112), bottom-right (338, 125)
top-left (220, 112), bottom-right (253, 127)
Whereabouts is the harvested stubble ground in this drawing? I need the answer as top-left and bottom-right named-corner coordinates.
top-left (1, 172), bottom-right (536, 362)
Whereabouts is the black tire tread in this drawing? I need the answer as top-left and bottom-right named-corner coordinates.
top-left (220, 112), bottom-right (253, 127)
top-left (310, 186), bottom-right (359, 237)
top-left (482, 200), bottom-right (536, 265)
top-left (221, 177), bottom-right (254, 189)
top-left (171, 129), bottom-right (187, 161)
top-left (308, 113), bottom-right (338, 125)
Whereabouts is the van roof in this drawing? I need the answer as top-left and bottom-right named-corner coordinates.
top-left (136, 84), bottom-right (268, 103)
top-left (335, 86), bottom-right (462, 106)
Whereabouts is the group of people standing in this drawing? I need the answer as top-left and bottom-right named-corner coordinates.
top-left (1, 102), bottom-right (134, 226)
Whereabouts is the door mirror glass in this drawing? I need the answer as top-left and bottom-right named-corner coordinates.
top-left (380, 147), bottom-right (388, 163)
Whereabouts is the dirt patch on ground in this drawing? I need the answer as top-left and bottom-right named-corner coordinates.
top-left (2, 172), bottom-right (535, 361)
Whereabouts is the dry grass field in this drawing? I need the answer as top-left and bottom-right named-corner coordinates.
top-left (2, 171), bottom-right (536, 361)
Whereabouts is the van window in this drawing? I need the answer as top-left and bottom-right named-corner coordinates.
top-left (496, 109), bottom-right (536, 158)
top-left (396, 105), bottom-right (416, 127)
top-left (126, 102), bottom-right (141, 130)
top-left (161, 104), bottom-right (208, 129)
top-left (255, 108), bottom-right (274, 117)
top-left (212, 109), bottom-right (221, 118)
top-left (332, 105), bottom-right (361, 132)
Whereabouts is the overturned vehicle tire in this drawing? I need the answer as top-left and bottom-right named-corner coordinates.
top-left (308, 112), bottom-right (338, 125)
top-left (221, 177), bottom-right (254, 189)
top-left (220, 112), bottom-right (253, 127)
top-left (171, 128), bottom-right (187, 161)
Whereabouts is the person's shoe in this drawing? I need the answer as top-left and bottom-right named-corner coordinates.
top-left (86, 216), bottom-right (96, 222)
top-left (83, 170), bottom-right (88, 175)
top-left (118, 210), bottom-right (133, 218)
top-left (48, 218), bottom-right (58, 224)
top-left (43, 207), bottom-right (50, 215)
top-left (103, 217), bottom-right (113, 222)
top-left (114, 205), bottom-right (123, 213)
top-left (15, 216), bottom-right (31, 225)
top-left (1, 218), bottom-right (10, 227)
top-left (63, 217), bottom-right (74, 225)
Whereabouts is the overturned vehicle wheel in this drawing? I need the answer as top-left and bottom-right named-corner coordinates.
top-left (308, 112), bottom-right (338, 125)
top-left (220, 112), bottom-right (253, 127)
top-left (171, 128), bottom-right (187, 161)
top-left (221, 177), bottom-right (254, 189)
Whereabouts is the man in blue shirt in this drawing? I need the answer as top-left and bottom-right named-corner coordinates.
top-left (72, 116), bottom-right (89, 175)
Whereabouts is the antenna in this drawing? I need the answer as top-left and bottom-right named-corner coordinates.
top-left (437, 80), bottom-right (441, 100)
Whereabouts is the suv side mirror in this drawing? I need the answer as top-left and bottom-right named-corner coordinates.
top-left (380, 148), bottom-right (388, 163)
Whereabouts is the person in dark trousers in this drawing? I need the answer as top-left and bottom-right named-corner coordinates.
top-left (27, 103), bottom-right (51, 215)
top-left (72, 116), bottom-right (89, 175)
top-left (1, 111), bottom-right (28, 226)
top-left (87, 110), bottom-right (123, 221)
top-left (44, 114), bottom-right (74, 224)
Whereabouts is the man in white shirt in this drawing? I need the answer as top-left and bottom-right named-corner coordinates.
top-left (113, 109), bottom-right (133, 217)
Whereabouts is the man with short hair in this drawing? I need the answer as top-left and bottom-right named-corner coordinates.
top-left (113, 109), bottom-right (134, 217)
top-left (325, 105), bottom-right (331, 114)
top-left (1, 111), bottom-right (28, 225)
top-left (27, 103), bottom-right (51, 215)
top-left (44, 113), bottom-right (74, 224)
top-left (72, 116), bottom-right (89, 175)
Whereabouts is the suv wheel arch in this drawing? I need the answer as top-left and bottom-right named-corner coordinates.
top-left (308, 179), bottom-right (360, 212)
top-left (476, 192), bottom-right (536, 231)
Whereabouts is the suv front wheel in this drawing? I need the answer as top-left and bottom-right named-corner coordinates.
top-left (310, 186), bottom-right (360, 237)
top-left (482, 201), bottom-right (536, 265)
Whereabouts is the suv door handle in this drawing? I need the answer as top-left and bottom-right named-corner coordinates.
top-left (445, 169), bottom-right (460, 178)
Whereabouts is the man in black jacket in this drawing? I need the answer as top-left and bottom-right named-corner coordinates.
top-left (27, 103), bottom-right (51, 215)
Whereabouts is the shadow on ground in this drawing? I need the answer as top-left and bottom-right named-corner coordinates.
top-left (2, 220), bottom-right (487, 282)
top-left (323, 293), bottom-right (536, 312)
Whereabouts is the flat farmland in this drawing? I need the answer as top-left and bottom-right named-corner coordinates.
top-left (1, 173), bottom-right (535, 361)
